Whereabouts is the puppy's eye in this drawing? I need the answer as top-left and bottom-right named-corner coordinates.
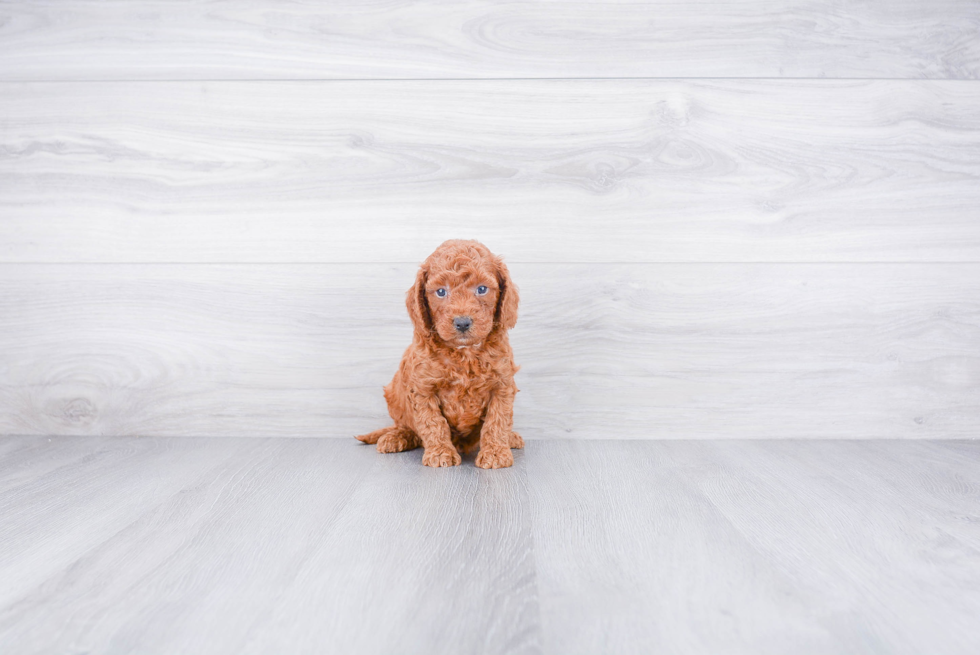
top-left (476, 285), bottom-right (488, 296)
top-left (435, 288), bottom-right (448, 298)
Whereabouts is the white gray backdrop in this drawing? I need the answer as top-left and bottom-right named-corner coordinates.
top-left (2, 1), bottom-right (979, 439)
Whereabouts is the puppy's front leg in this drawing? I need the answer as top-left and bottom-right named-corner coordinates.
top-left (476, 386), bottom-right (516, 469)
top-left (410, 391), bottom-right (461, 467)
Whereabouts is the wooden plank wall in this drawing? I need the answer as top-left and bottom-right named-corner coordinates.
top-left (1, 1), bottom-right (978, 439)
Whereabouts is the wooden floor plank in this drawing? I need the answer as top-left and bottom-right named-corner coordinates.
top-left (692, 440), bottom-right (980, 653)
top-left (524, 439), bottom-right (980, 654)
top-left (525, 440), bottom-right (838, 654)
top-left (239, 446), bottom-right (540, 655)
top-left (0, 438), bottom-right (378, 654)
top-left (4, 437), bottom-right (977, 653)
top-left (0, 437), bottom-right (538, 655)
top-left (3, 80), bottom-right (980, 263)
top-left (1, 1), bottom-right (977, 80)
top-left (0, 435), bottom-right (117, 494)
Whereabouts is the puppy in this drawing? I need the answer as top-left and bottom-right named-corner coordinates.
top-left (356, 239), bottom-right (522, 468)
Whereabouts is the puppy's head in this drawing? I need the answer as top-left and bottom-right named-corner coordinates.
top-left (407, 239), bottom-right (519, 348)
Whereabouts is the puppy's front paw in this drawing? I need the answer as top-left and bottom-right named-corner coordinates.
top-left (508, 431), bottom-right (524, 449)
top-left (476, 445), bottom-right (514, 469)
top-left (422, 444), bottom-right (462, 467)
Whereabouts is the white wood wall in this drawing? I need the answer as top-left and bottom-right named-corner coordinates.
top-left (2, 1), bottom-right (978, 439)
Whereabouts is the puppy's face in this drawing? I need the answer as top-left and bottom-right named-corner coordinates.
top-left (408, 240), bottom-right (519, 348)
top-left (425, 262), bottom-right (500, 346)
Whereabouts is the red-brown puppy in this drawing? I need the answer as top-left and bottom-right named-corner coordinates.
top-left (356, 239), bottom-right (522, 468)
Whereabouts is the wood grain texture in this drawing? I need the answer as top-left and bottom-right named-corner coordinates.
top-left (0, 1), bottom-right (977, 80)
top-left (2, 437), bottom-right (978, 653)
top-left (239, 444), bottom-right (539, 655)
top-left (0, 436), bottom-right (539, 655)
top-left (2, 263), bottom-right (978, 439)
top-left (3, 80), bottom-right (980, 263)
top-left (525, 439), bottom-right (980, 654)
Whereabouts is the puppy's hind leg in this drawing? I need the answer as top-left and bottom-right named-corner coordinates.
top-left (356, 425), bottom-right (395, 444)
top-left (376, 426), bottom-right (421, 454)
top-left (356, 425), bottom-right (421, 453)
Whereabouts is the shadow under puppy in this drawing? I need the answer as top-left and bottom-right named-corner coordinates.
top-left (356, 239), bottom-right (522, 468)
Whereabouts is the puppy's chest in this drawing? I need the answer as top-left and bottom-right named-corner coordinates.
top-left (434, 359), bottom-right (495, 431)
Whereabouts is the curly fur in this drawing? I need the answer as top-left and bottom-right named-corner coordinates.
top-left (356, 239), bottom-right (522, 468)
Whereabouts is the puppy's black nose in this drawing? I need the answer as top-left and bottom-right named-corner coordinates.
top-left (454, 316), bottom-right (473, 332)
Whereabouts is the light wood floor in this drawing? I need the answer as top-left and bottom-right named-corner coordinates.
top-left (2, 436), bottom-right (978, 654)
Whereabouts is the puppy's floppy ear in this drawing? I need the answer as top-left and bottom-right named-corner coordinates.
top-left (493, 256), bottom-right (519, 330)
top-left (407, 263), bottom-right (434, 341)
